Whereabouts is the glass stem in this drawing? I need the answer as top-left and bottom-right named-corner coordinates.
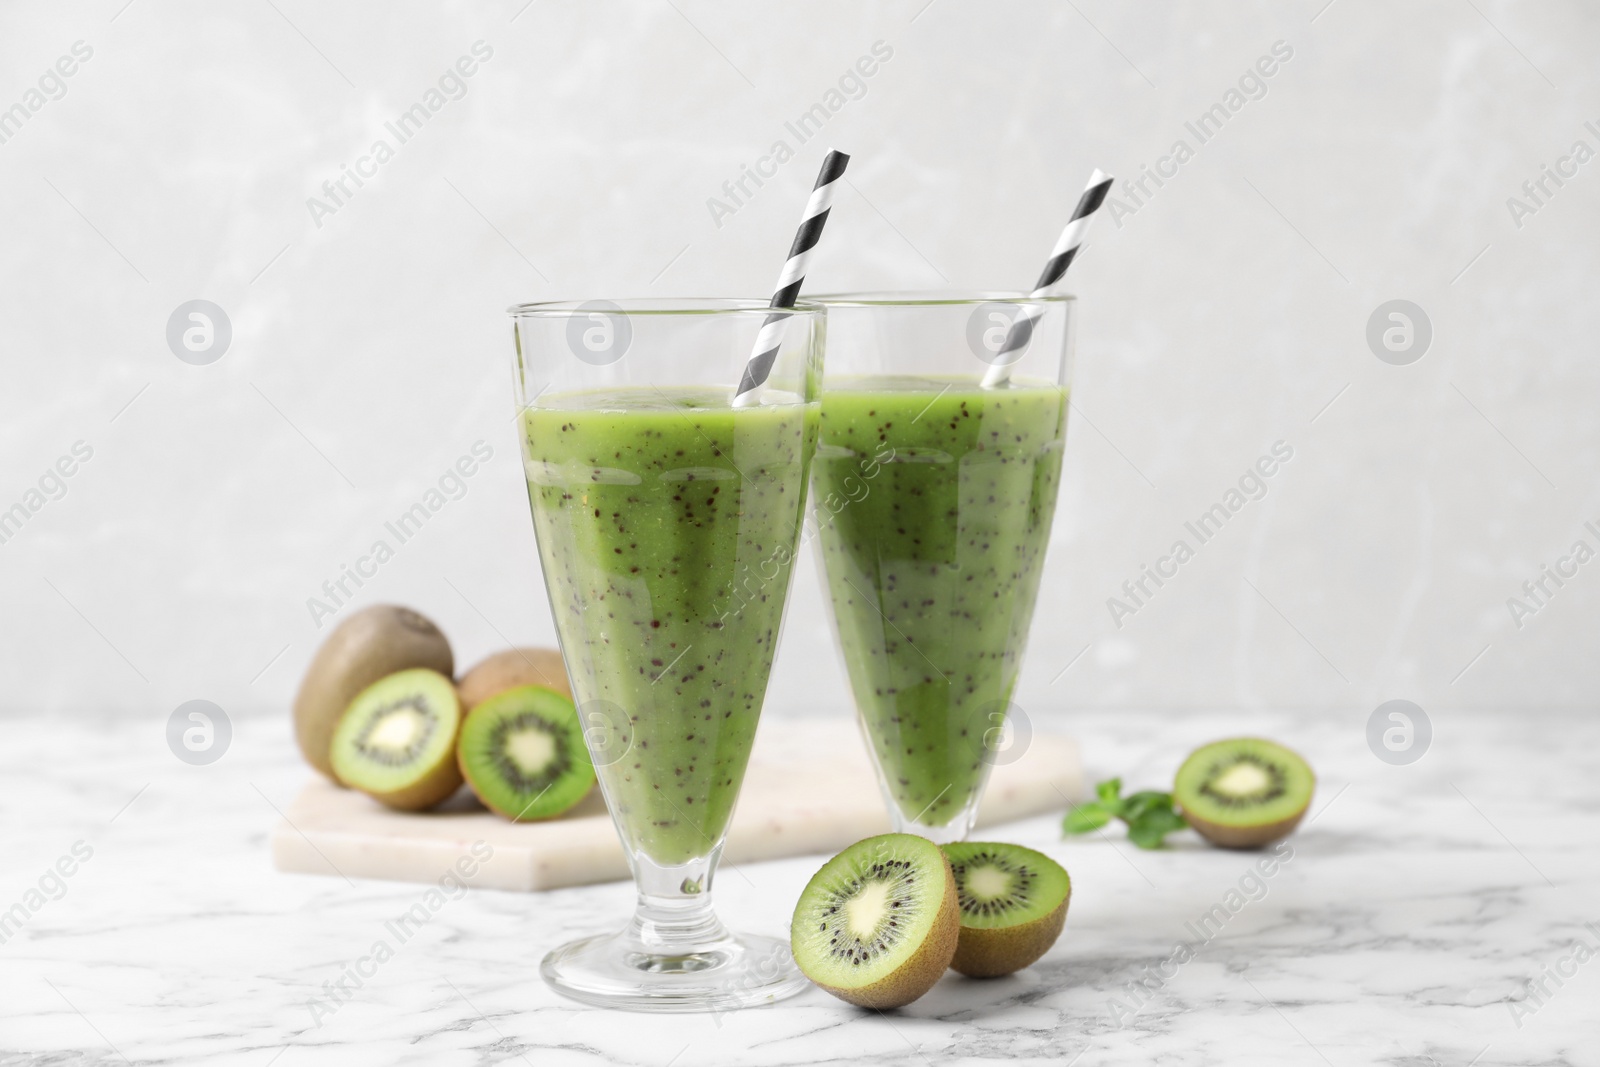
top-left (626, 847), bottom-right (731, 964)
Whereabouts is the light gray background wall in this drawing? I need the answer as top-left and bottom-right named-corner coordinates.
top-left (1, 0), bottom-right (1595, 728)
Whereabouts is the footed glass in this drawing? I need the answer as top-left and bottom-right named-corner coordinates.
top-left (810, 292), bottom-right (1074, 844)
top-left (508, 299), bottom-right (823, 1011)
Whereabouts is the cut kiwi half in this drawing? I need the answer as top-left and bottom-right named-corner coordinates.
top-left (457, 684), bottom-right (594, 821)
top-left (942, 842), bottom-right (1070, 978)
top-left (294, 605), bottom-right (453, 780)
top-left (330, 668), bottom-right (463, 811)
top-left (1174, 737), bottom-right (1315, 849)
top-left (791, 833), bottom-right (958, 1009)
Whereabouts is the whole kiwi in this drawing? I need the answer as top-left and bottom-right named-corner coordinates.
top-left (457, 647), bottom-right (571, 711)
top-left (293, 605), bottom-right (453, 779)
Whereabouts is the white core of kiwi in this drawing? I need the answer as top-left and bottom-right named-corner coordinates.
top-left (966, 866), bottom-right (1012, 903)
top-left (846, 882), bottom-right (893, 941)
top-left (368, 707), bottom-right (427, 752)
top-left (1213, 761), bottom-right (1272, 798)
top-left (507, 728), bottom-right (557, 775)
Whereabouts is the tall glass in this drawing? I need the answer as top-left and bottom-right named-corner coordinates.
top-left (809, 292), bottom-right (1073, 843)
top-left (508, 299), bottom-right (822, 1011)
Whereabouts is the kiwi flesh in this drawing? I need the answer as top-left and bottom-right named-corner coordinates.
top-left (457, 647), bottom-right (570, 710)
top-left (330, 668), bottom-right (463, 811)
top-left (941, 842), bottom-right (1070, 978)
top-left (791, 833), bottom-right (959, 1009)
top-left (457, 684), bottom-right (594, 820)
top-left (294, 605), bottom-right (453, 779)
top-left (1174, 737), bottom-right (1315, 849)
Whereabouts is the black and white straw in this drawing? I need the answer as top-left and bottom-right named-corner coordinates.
top-left (980, 167), bottom-right (1114, 388)
top-left (733, 149), bottom-right (850, 407)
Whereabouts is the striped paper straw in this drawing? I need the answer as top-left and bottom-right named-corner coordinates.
top-left (732, 149), bottom-right (850, 407)
top-left (980, 167), bottom-right (1114, 389)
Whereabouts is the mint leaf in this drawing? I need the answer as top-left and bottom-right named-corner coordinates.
top-left (1067, 777), bottom-right (1189, 847)
top-left (1126, 807), bottom-right (1188, 850)
top-left (1063, 801), bottom-right (1115, 834)
top-left (1120, 790), bottom-right (1172, 822)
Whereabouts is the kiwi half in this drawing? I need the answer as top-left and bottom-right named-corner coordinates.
top-left (330, 668), bottom-right (463, 811)
top-left (457, 684), bottom-right (594, 820)
top-left (791, 833), bottom-right (958, 1009)
top-left (294, 605), bottom-right (453, 779)
top-left (1174, 737), bottom-right (1315, 849)
top-left (457, 647), bottom-right (570, 710)
top-left (942, 842), bottom-right (1070, 978)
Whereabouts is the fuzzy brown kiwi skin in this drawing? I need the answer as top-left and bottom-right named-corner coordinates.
top-left (457, 648), bottom-right (570, 711)
top-left (810, 853), bottom-right (960, 1010)
top-left (1182, 807), bottom-right (1307, 850)
top-left (950, 894), bottom-right (1069, 978)
top-left (294, 606), bottom-right (453, 780)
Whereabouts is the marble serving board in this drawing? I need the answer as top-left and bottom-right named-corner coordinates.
top-left (271, 717), bottom-right (1082, 891)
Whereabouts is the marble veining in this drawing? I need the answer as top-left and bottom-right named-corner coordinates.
top-left (0, 706), bottom-right (1591, 1066)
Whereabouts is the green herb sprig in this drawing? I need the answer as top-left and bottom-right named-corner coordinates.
top-left (1063, 777), bottom-right (1188, 849)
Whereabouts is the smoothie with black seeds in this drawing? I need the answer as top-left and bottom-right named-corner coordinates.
top-left (523, 388), bottom-right (817, 865)
top-left (812, 375), bottom-right (1067, 829)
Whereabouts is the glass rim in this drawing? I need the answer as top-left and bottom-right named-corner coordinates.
top-left (507, 297), bottom-right (826, 318)
top-left (810, 290), bottom-right (1076, 308)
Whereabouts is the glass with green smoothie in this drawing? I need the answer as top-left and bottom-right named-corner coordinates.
top-left (810, 292), bottom-right (1073, 843)
top-left (509, 299), bottom-right (822, 1011)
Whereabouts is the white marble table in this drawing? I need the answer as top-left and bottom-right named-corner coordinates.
top-left (1, 706), bottom-right (1590, 1066)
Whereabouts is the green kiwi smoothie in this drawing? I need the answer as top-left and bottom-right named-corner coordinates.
top-left (812, 375), bottom-right (1067, 829)
top-left (523, 389), bottom-right (817, 866)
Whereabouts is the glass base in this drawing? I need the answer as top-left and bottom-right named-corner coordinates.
top-left (542, 926), bottom-right (808, 1012)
